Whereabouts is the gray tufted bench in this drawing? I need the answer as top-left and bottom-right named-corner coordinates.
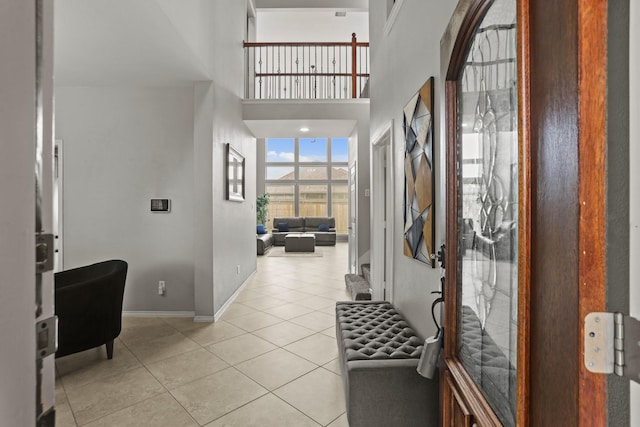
top-left (335, 301), bottom-right (439, 427)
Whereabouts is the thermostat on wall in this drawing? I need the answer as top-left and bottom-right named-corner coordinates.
top-left (150, 199), bottom-right (171, 212)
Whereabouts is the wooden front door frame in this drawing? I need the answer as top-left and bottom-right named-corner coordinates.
top-left (577, 0), bottom-right (608, 425)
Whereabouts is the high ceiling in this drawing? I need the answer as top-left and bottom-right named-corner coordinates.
top-left (54, 0), bottom-right (367, 138)
top-left (54, 0), bottom-right (212, 86)
top-left (244, 119), bottom-right (358, 138)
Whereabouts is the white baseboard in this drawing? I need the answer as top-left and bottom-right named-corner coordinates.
top-left (193, 316), bottom-right (214, 323)
top-left (121, 271), bottom-right (256, 323)
top-left (213, 271), bottom-right (256, 322)
top-left (122, 311), bottom-right (195, 318)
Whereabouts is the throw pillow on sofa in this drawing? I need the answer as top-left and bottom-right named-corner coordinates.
top-left (318, 223), bottom-right (330, 232)
top-left (277, 222), bottom-right (289, 232)
top-left (257, 224), bottom-right (266, 235)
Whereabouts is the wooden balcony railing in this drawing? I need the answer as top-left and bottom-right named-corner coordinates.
top-left (244, 33), bottom-right (369, 100)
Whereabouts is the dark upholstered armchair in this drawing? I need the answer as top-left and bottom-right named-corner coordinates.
top-left (55, 260), bottom-right (128, 359)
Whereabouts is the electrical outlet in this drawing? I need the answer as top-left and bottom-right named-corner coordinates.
top-left (158, 280), bottom-right (166, 296)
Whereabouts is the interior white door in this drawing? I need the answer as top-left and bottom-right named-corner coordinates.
top-left (349, 163), bottom-right (357, 273)
top-left (53, 140), bottom-right (63, 271)
top-left (372, 126), bottom-right (395, 302)
top-left (383, 144), bottom-right (394, 302)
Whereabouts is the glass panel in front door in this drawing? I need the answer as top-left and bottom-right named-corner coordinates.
top-left (456, 0), bottom-right (518, 425)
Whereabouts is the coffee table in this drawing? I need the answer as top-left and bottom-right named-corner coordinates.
top-left (284, 233), bottom-right (316, 252)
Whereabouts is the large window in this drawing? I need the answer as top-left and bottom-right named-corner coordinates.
top-left (264, 137), bottom-right (349, 233)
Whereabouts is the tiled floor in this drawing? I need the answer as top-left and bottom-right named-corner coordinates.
top-left (55, 242), bottom-right (351, 427)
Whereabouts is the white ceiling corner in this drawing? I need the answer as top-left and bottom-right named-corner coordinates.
top-left (54, 0), bottom-right (212, 86)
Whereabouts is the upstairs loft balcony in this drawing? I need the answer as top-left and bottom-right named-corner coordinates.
top-left (244, 33), bottom-right (369, 100)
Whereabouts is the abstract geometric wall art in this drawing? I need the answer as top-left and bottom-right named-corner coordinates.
top-left (403, 77), bottom-right (435, 267)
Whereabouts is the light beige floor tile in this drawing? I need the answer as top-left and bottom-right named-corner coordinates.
top-left (294, 285), bottom-right (329, 295)
top-left (250, 272), bottom-right (275, 282)
top-left (162, 317), bottom-right (206, 333)
top-left (55, 383), bottom-right (77, 427)
top-left (203, 393), bottom-right (320, 427)
top-left (252, 285), bottom-right (289, 296)
top-left (55, 401), bottom-right (77, 427)
top-left (274, 368), bottom-right (346, 426)
top-left (225, 311), bottom-right (283, 332)
top-left (296, 296), bottom-right (336, 310)
top-left (317, 304), bottom-right (338, 316)
top-left (146, 348), bottom-right (229, 389)
top-left (240, 296), bottom-right (288, 311)
top-left (252, 321), bottom-right (315, 347)
top-left (320, 326), bottom-right (336, 339)
top-left (170, 367), bottom-right (268, 425)
top-left (60, 245), bottom-right (350, 424)
top-left (290, 311), bottom-right (336, 332)
top-left (65, 367), bottom-right (165, 425)
top-left (120, 316), bottom-right (167, 329)
top-left (182, 321), bottom-right (246, 346)
top-left (262, 303), bottom-right (315, 320)
top-left (235, 348), bottom-right (316, 390)
top-left (271, 289), bottom-right (311, 302)
top-left (266, 277), bottom-right (306, 289)
top-left (233, 289), bottom-right (267, 303)
top-left (83, 393), bottom-right (197, 427)
top-left (322, 359), bottom-right (342, 376)
top-left (284, 333), bottom-right (338, 365)
top-left (119, 319), bottom-right (177, 345)
top-left (319, 288), bottom-right (352, 301)
top-left (240, 281), bottom-right (271, 292)
top-left (218, 303), bottom-right (259, 321)
top-left (327, 413), bottom-right (350, 427)
top-left (207, 334), bottom-right (277, 365)
top-left (56, 341), bottom-right (142, 390)
top-left (125, 331), bottom-right (200, 364)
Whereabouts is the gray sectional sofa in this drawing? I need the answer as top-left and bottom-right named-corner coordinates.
top-left (256, 233), bottom-right (273, 255)
top-left (272, 216), bottom-right (337, 246)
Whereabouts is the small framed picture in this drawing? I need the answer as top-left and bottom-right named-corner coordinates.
top-left (226, 143), bottom-right (245, 202)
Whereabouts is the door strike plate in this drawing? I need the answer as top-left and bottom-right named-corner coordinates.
top-left (35, 233), bottom-right (54, 274)
top-left (36, 316), bottom-right (57, 360)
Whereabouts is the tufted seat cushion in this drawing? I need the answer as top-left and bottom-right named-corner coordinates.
top-left (335, 301), bottom-right (438, 427)
top-left (337, 302), bottom-right (423, 360)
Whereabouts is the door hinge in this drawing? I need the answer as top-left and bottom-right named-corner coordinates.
top-left (36, 316), bottom-right (57, 360)
top-left (584, 312), bottom-right (640, 384)
top-left (35, 233), bottom-right (54, 274)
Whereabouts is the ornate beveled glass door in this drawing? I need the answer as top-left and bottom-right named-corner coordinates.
top-left (442, 0), bottom-right (527, 425)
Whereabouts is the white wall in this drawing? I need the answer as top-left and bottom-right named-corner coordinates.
top-left (211, 82), bottom-right (257, 314)
top-left (257, 10), bottom-right (369, 42)
top-left (208, 0), bottom-right (258, 316)
top-left (55, 0), bottom-right (257, 318)
top-left (630, 0), bottom-right (639, 421)
top-left (368, 1), bottom-right (457, 338)
top-left (56, 86), bottom-right (196, 312)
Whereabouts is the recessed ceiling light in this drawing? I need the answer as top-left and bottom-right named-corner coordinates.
top-left (300, 127), bottom-right (310, 132)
